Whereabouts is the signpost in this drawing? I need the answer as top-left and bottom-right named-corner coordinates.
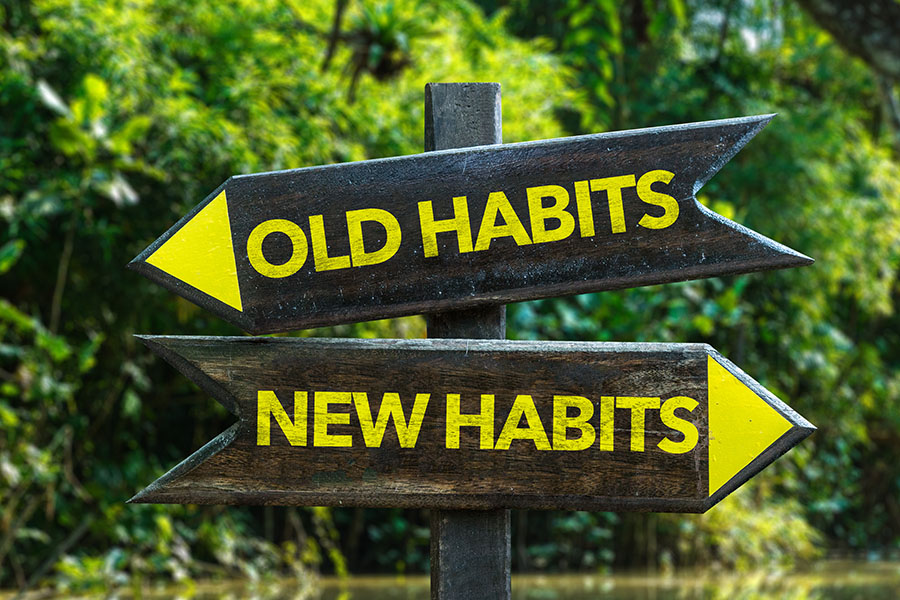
top-left (129, 336), bottom-right (814, 512)
top-left (423, 83), bottom-right (510, 600)
top-left (130, 82), bottom-right (816, 599)
top-left (129, 110), bottom-right (812, 335)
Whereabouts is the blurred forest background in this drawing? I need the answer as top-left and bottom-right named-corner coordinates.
top-left (1, 0), bottom-right (899, 594)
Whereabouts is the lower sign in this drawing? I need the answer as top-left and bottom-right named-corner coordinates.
top-left (131, 337), bottom-right (813, 512)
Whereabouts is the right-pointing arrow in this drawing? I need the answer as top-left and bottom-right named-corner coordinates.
top-left (129, 337), bottom-right (814, 512)
top-left (707, 353), bottom-right (814, 503)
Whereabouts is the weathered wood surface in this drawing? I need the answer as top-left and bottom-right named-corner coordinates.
top-left (129, 114), bottom-right (812, 335)
top-left (432, 509), bottom-right (511, 600)
top-left (425, 82), bottom-right (506, 342)
top-left (129, 337), bottom-right (814, 512)
top-left (423, 82), bottom-right (510, 600)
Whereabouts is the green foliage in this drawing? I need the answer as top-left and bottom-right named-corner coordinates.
top-left (356, 508), bottom-right (430, 573)
top-left (498, 0), bottom-right (900, 565)
top-left (0, 0), bottom-right (577, 590)
top-left (525, 511), bottom-right (618, 571)
top-left (670, 486), bottom-right (823, 571)
top-left (1, 0), bottom-right (899, 592)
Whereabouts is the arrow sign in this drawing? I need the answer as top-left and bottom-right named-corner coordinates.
top-left (130, 337), bottom-right (814, 512)
top-left (130, 115), bottom-right (812, 334)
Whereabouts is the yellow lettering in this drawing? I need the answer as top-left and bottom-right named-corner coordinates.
top-left (552, 395), bottom-right (595, 451)
top-left (637, 170), bottom-right (678, 229)
top-left (495, 394), bottom-right (551, 450)
top-left (474, 191), bottom-right (532, 251)
top-left (247, 219), bottom-right (309, 278)
top-left (418, 197), bottom-right (473, 258)
top-left (346, 208), bottom-right (402, 267)
top-left (257, 390), bottom-right (308, 446)
top-left (309, 214), bottom-right (351, 271)
top-left (591, 175), bottom-right (635, 234)
top-left (657, 396), bottom-right (699, 454)
top-left (527, 185), bottom-right (576, 244)
top-left (445, 393), bottom-right (494, 449)
top-left (353, 392), bottom-right (429, 448)
top-left (573, 180), bottom-right (595, 237)
top-left (313, 391), bottom-right (352, 447)
top-left (599, 396), bottom-right (615, 451)
top-left (615, 397), bottom-right (661, 452)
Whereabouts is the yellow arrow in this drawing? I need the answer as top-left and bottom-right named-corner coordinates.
top-left (707, 355), bottom-right (792, 496)
top-left (146, 190), bottom-right (243, 312)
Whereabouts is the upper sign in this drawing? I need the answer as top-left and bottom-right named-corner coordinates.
top-left (130, 115), bottom-right (812, 334)
top-left (130, 337), bottom-right (814, 512)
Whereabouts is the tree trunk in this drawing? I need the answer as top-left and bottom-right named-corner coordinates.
top-left (796, 0), bottom-right (900, 79)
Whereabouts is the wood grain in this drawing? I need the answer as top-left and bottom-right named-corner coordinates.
top-left (129, 337), bottom-right (814, 513)
top-left (423, 82), bottom-right (510, 600)
top-left (130, 114), bottom-right (813, 335)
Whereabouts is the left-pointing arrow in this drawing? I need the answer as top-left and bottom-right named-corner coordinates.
top-left (129, 115), bottom-right (812, 335)
top-left (129, 336), bottom-right (813, 512)
top-left (141, 189), bottom-right (242, 312)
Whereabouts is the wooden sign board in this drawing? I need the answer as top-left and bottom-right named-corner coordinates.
top-left (129, 115), bottom-right (811, 335)
top-left (130, 337), bottom-right (814, 512)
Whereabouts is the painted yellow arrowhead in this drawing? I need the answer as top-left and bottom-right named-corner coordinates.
top-left (708, 355), bottom-right (791, 497)
top-left (146, 190), bottom-right (242, 311)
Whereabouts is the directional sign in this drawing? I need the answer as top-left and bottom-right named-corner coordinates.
top-left (129, 337), bottom-right (814, 512)
top-left (130, 115), bottom-right (812, 334)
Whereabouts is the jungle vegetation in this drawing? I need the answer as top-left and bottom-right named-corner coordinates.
top-left (1, 0), bottom-right (898, 593)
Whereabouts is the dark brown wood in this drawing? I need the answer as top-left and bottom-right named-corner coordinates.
top-left (427, 304), bottom-right (505, 339)
top-left (425, 82), bottom-right (506, 342)
top-left (424, 82), bottom-right (510, 600)
top-left (129, 114), bottom-right (812, 335)
top-left (128, 336), bottom-right (814, 512)
top-left (432, 509), bottom-right (511, 599)
top-left (425, 82), bottom-right (503, 151)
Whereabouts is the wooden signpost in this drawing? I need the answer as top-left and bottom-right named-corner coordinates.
top-left (129, 111), bottom-right (812, 335)
top-left (129, 337), bottom-right (814, 512)
top-left (130, 82), bottom-right (815, 600)
top-left (423, 83), bottom-right (510, 599)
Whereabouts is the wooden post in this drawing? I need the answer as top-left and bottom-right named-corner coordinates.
top-left (425, 82), bottom-right (512, 600)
